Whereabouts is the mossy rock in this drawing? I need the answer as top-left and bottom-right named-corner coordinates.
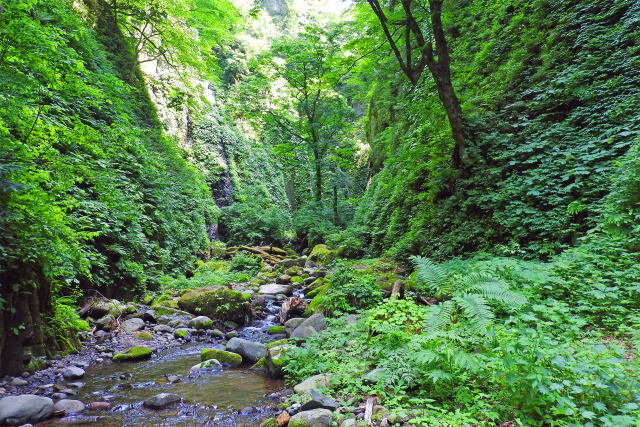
top-left (303, 287), bottom-right (329, 316)
top-left (306, 283), bottom-right (329, 299)
top-left (174, 329), bottom-right (188, 339)
top-left (268, 326), bottom-right (285, 335)
top-left (134, 331), bottom-right (153, 340)
top-left (201, 348), bottom-right (242, 367)
top-left (252, 357), bottom-right (266, 369)
top-left (113, 346), bottom-right (152, 362)
top-left (264, 345), bottom-right (292, 377)
top-left (305, 277), bottom-right (326, 293)
top-left (259, 419), bottom-right (278, 427)
top-left (308, 244), bottom-right (338, 265)
top-left (266, 338), bottom-right (288, 350)
top-left (151, 292), bottom-right (179, 309)
top-left (286, 267), bottom-right (300, 276)
top-left (290, 276), bottom-right (304, 285)
top-left (178, 287), bottom-right (252, 325)
top-left (153, 306), bottom-right (191, 317)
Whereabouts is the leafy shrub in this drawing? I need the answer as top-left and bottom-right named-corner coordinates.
top-left (219, 200), bottom-right (290, 245)
top-left (229, 252), bottom-right (262, 275)
top-left (320, 262), bottom-right (383, 315)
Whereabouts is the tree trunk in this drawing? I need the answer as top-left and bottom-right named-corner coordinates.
top-left (431, 69), bottom-right (468, 166)
top-left (312, 147), bottom-right (322, 202)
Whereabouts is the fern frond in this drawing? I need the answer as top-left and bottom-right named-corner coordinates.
top-left (463, 273), bottom-right (527, 307)
top-left (425, 369), bottom-right (452, 384)
top-left (412, 256), bottom-right (448, 294)
top-left (414, 349), bottom-right (441, 366)
top-left (452, 350), bottom-right (479, 373)
top-left (424, 300), bottom-right (455, 333)
top-left (454, 293), bottom-right (494, 335)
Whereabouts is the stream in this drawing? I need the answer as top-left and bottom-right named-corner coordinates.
top-left (39, 294), bottom-right (293, 426)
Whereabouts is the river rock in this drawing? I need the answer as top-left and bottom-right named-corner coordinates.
top-left (293, 374), bottom-right (331, 394)
top-left (277, 411), bottom-right (290, 426)
top-left (264, 344), bottom-right (292, 377)
top-left (178, 287), bottom-right (252, 325)
top-left (290, 314), bottom-right (326, 339)
top-left (142, 310), bottom-right (157, 323)
top-left (225, 338), bottom-right (266, 363)
top-left (288, 408), bottom-right (332, 427)
top-left (153, 324), bottom-right (173, 333)
top-left (10, 377), bottom-right (28, 387)
top-left (276, 275), bottom-right (292, 284)
top-left (63, 366), bottom-right (85, 380)
top-left (53, 399), bottom-right (85, 414)
top-left (278, 297), bottom-right (308, 323)
top-left (201, 348), bottom-right (242, 367)
top-left (341, 419), bottom-right (357, 426)
top-left (0, 395), bottom-right (54, 425)
top-left (143, 393), bottom-right (181, 409)
top-left (189, 316), bottom-right (213, 329)
top-left (284, 318), bottom-right (305, 336)
top-left (89, 300), bottom-right (112, 318)
top-left (300, 390), bottom-right (337, 411)
top-left (95, 315), bottom-right (115, 330)
top-left (259, 284), bottom-right (293, 296)
top-left (120, 318), bottom-right (145, 333)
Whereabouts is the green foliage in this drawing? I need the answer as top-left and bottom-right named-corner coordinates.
top-left (315, 262), bottom-right (382, 316)
top-left (229, 252), bottom-right (262, 276)
top-left (348, 0), bottom-right (640, 260)
top-left (412, 256), bottom-right (527, 336)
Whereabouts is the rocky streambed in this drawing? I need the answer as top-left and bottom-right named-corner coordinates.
top-left (0, 249), bottom-right (337, 426)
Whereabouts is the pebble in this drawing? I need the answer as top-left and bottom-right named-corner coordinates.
top-left (63, 366), bottom-right (85, 380)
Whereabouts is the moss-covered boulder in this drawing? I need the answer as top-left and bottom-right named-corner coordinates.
top-left (268, 326), bottom-right (285, 335)
top-left (308, 244), bottom-right (338, 266)
top-left (178, 287), bottom-right (252, 325)
top-left (266, 338), bottom-right (288, 350)
top-left (290, 276), bottom-right (305, 285)
top-left (151, 292), bottom-right (180, 309)
top-left (201, 348), bottom-right (242, 367)
top-left (113, 346), bottom-right (152, 362)
top-left (264, 344), bottom-right (292, 377)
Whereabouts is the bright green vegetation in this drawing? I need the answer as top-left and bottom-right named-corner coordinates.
top-left (2, 0), bottom-right (640, 423)
top-left (134, 331), bottom-right (153, 340)
top-left (285, 257), bottom-right (640, 425)
top-left (113, 346), bottom-right (152, 362)
top-left (201, 348), bottom-right (242, 367)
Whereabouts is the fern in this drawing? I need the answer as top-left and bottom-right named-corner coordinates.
top-left (414, 257), bottom-right (527, 336)
top-left (411, 255), bottom-right (448, 294)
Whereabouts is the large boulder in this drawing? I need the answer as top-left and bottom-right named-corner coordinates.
top-left (178, 287), bottom-right (252, 325)
top-left (120, 318), bottom-right (145, 333)
top-left (264, 344), bottom-right (292, 377)
top-left (201, 348), bottom-right (242, 367)
top-left (300, 390), bottom-right (337, 411)
top-left (288, 408), bottom-right (333, 427)
top-left (0, 395), bottom-right (54, 425)
top-left (225, 338), bottom-right (266, 363)
top-left (259, 284), bottom-right (293, 296)
top-left (284, 318), bottom-right (305, 336)
top-left (290, 314), bottom-right (327, 339)
top-left (293, 374), bottom-right (331, 394)
top-left (307, 245), bottom-right (338, 266)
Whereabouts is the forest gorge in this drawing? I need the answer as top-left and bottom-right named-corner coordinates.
top-left (0, 0), bottom-right (639, 425)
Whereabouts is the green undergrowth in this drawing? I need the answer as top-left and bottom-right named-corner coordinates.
top-left (284, 255), bottom-right (640, 426)
top-left (160, 252), bottom-right (261, 291)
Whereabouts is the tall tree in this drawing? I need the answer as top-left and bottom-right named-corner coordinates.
top-left (363, 0), bottom-right (468, 165)
top-left (241, 25), bottom-right (355, 202)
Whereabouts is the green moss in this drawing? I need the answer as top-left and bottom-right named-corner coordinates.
top-left (268, 325), bottom-right (286, 335)
top-left (153, 306), bottom-right (188, 317)
top-left (113, 346), bottom-right (152, 362)
top-left (266, 338), bottom-right (288, 350)
top-left (304, 286), bottom-right (329, 316)
top-left (174, 329), bottom-right (188, 339)
top-left (151, 292), bottom-right (179, 309)
top-left (286, 267), bottom-right (300, 276)
top-left (178, 287), bottom-right (252, 325)
top-left (308, 244), bottom-right (338, 265)
top-left (259, 419), bottom-right (278, 427)
top-left (201, 348), bottom-right (242, 367)
top-left (252, 357), bottom-right (266, 369)
top-left (134, 331), bottom-right (153, 340)
top-left (305, 277), bottom-right (325, 293)
top-left (290, 276), bottom-right (304, 284)
top-left (306, 283), bottom-right (329, 299)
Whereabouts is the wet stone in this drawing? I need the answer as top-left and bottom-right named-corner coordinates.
top-left (143, 393), bottom-right (181, 409)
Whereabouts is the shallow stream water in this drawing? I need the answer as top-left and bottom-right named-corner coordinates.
top-left (40, 295), bottom-right (290, 426)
